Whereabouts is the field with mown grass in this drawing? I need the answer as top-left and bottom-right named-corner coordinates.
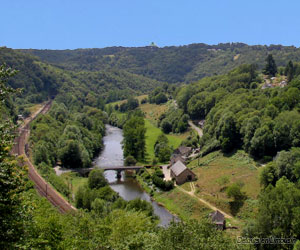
top-left (108, 94), bottom-right (148, 107)
top-left (144, 119), bottom-right (188, 163)
top-left (139, 102), bottom-right (169, 125)
top-left (27, 103), bottom-right (44, 115)
top-left (187, 150), bottom-right (261, 220)
top-left (154, 188), bottom-right (211, 221)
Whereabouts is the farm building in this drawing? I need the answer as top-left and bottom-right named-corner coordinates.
top-left (173, 146), bottom-right (192, 157)
top-left (210, 210), bottom-right (226, 230)
top-left (170, 160), bottom-right (196, 185)
top-left (170, 154), bottom-right (185, 166)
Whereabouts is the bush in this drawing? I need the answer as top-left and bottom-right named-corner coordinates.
top-left (151, 172), bottom-right (174, 191)
top-left (126, 198), bottom-right (154, 217)
top-left (75, 185), bottom-right (119, 210)
top-left (161, 120), bottom-right (172, 134)
top-left (48, 173), bottom-right (70, 198)
top-left (88, 169), bottom-right (108, 190)
top-left (141, 98), bottom-right (148, 104)
top-left (124, 155), bottom-right (137, 166)
top-left (152, 157), bottom-right (158, 166)
top-left (155, 93), bottom-right (168, 104)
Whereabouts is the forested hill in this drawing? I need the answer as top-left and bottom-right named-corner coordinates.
top-left (19, 43), bottom-right (300, 83)
top-left (0, 47), bottom-right (162, 105)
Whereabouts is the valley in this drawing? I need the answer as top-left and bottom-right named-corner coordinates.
top-left (2, 43), bottom-right (300, 249)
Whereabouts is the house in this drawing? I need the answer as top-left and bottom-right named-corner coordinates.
top-left (279, 80), bottom-right (287, 88)
top-left (198, 120), bottom-right (205, 129)
top-left (170, 160), bottom-right (196, 185)
top-left (170, 154), bottom-right (185, 166)
top-left (210, 210), bottom-right (226, 230)
top-left (173, 146), bottom-right (192, 157)
top-left (261, 83), bottom-right (273, 89)
top-left (17, 114), bottom-right (24, 120)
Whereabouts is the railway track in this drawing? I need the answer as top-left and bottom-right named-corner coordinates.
top-left (12, 100), bottom-right (75, 213)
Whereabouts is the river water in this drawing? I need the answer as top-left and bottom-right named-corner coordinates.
top-left (94, 124), bottom-right (176, 226)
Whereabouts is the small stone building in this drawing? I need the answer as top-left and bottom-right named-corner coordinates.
top-left (170, 154), bottom-right (185, 166)
top-left (210, 210), bottom-right (226, 230)
top-left (170, 160), bottom-right (196, 185)
top-left (173, 146), bottom-right (192, 157)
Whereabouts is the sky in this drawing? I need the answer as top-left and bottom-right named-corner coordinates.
top-left (1, 0), bottom-right (300, 49)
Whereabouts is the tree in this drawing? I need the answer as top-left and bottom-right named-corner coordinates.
top-left (216, 112), bottom-right (238, 153)
top-left (263, 54), bottom-right (277, 76)
top-left (124, 155), bottom-right (137, 166)
top-left (155, 93), bottom-right (168, 104)
top-left (154, 220), bottom-right (241, 250)
top-left (154, 134), bottom-right (172, 162)
top-left (161, 120), bottom-right (172, 134)
top-left (123, 116), bottom-right (146, 161)
top-left (0, 64), bottom-right (27, 247)
top-left (126, 97), bottom-right (139, 111)
top-left (88, 169), bottom-right (108, 190)
top-left (59, 140), bottom-right (83, 168)
top-left (254, 177), bottom-right (300, 249)
top-left (285, 60), bottom-right (295, 82)
top-left (226, 183), bottom-right (246, 215)
top-left (249, 125), bottom-right (275, 158)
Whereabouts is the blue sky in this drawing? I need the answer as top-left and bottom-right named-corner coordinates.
top-left (1, 0), bottom-right (300, 49)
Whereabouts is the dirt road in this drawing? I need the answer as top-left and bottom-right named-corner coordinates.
top-left (12, 100), bottom-right (75, 213)
top-left (188, 120), bottom-right (203, 137)
top-left (176, 185), bottom-right (233, 219)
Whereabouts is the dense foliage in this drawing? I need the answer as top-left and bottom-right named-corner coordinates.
top-left (154, 134), bottom-right (172, 162)
top-left (0, 47), bottom-right (163, 107)
top-left (0, 65), bottom-right (28, 248)
top-left (158, 107), bottom-right (189, 134)
top-left (30, 103), bottom-right (106, 169)
top-left (19, 43), bottom-right (300, 84)
top-left (177, 62), bottom-right (300, 158)
top-left (123, 115), bottom-right (146, 162)
top-left (149, 87), bottom-right (168, 104)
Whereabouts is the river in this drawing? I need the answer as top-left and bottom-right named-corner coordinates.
top-left (93, 124), bottom-right (176, 226)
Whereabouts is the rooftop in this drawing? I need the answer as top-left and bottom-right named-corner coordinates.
top-left (170, 160), bottom-right (187, 176)
top-left (210, 210), bottom-right (225, 223)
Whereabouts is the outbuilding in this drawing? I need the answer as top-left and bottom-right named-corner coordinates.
top-left (170, 154), bottom-right (185, 166)
top-left (210, 210), bottom-right (226, 230)
top-left (170, 160), bottom-right (196, 185)
top-left (173, 146), bottom-right (192, 157)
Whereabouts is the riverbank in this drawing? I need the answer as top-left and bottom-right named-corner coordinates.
top-left (93, 124), bottom-right (176, 226)
top-left (135, 169), bottom-right (210, 221)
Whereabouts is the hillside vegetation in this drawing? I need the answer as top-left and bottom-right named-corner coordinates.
top-left (20, 43), bottom-right (300, 83)
top-left (0, 47), bottom-right (163, 108)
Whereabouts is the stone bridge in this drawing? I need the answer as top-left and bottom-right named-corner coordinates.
top-left (74, 166), bottom-right (144, 178)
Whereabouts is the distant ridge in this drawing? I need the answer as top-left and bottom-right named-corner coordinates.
top-left (18, 43), bottom-right (300, 83)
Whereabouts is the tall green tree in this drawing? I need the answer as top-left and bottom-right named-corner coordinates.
top-left (123, 116), bottom-right (146, 161)
top-left (0, 64), bottom-right (27, 248)
top-left (285, 60), bottom-right (295, 82)
top-left (253, 177), bottom-right (300, 249)
top-left (263, 54), bottom-right (277, 76)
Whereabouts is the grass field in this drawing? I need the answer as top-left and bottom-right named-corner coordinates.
top-left (108, 97), bottom-right (190, 164)
top-left (140, 102), bottom-right (169, 125)
top-left (27, 103), bottom-right (44, 114)
top-left (60, 172), bottom-right (88, 197)
top-left (187, 150), bottom-right (261, 220)
top-left (154, 188), bottom-right (211, 221)
top-left (144, 119), bottom-right (185, 163)
top-left (108, 95), bottom-right (148, 107)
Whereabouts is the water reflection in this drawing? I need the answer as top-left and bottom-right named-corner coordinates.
top-left (94, 124), bottom-right (176, 226)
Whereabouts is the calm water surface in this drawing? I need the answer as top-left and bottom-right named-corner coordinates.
top-left (94, 124), bottom-right (176, 226)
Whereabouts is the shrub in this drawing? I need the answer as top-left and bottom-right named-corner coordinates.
top-left (88, 169), bottom-right (108, 190)
top-left (124, 155), bottom-right (137, 166)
